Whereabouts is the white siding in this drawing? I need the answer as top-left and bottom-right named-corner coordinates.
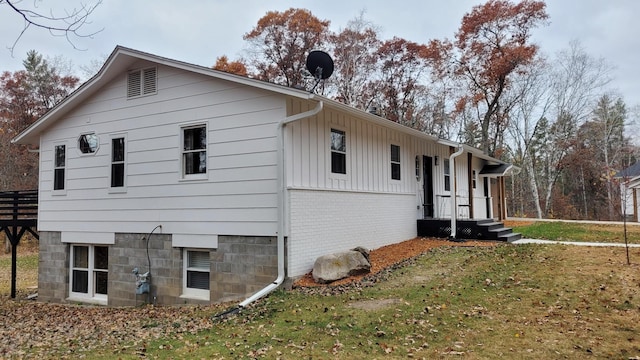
top-left (38, 61), bottom-right (285, 243)
top-left (286, 103), bottom-right (415, 193)
top-left (288, 189), bottom-right (416, 277)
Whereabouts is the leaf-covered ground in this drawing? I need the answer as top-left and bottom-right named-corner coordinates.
top-left (2, 236), bottom-right (640, 359)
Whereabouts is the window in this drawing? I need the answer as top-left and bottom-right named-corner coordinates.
top-left (183, 249), bottom-right (210, 299)
top-left (182, 125), bottom-right (207, 177)
top-left (330, 128), bottom-right (346, 174)
top-left (54, 145), bottom-right (65, 190)
top-left (444, 158), bottom-right (451, 191)
top-left (127, 67), bottom-right (157, 98)
top-left (78, 133), bottom-right (99, 154)
top-left (70, 245), bottom-right (108, 303)
top-left (472, 170), bottom-right (477, 189)
top-left (111, 137), bottom-right (125, 188)
top-left (391, 144), bottom-right (401, 180)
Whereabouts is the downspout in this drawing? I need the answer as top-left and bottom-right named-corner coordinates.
top-left (238, 100), bottom-right (324, 308)
top-left (449, 145), bottom-right (464, 239)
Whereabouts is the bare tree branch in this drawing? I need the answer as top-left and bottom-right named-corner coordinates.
top-left (2, 0), bottom-right (103, 55)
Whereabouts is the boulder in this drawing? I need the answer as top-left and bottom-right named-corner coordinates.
top-left (351, 246), bottom-right (370, 263)
top-left (312, 250), bottom-right (371, 284)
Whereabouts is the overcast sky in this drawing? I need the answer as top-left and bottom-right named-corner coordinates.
top-left (2, 0), bottom-right (640, 108)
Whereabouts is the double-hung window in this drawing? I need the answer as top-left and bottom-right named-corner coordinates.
top-left (70, 245), bottom-right (109, 303)
top-left (111, 137), bottom-right (126, 188)
top-left (330, 128), bottom-right (346, 174)
top-left (444, 158), bottom-right (451, 191)
top-left (54, 145), bottom-right (65, 191)
top-left (183, 249), bottom-right (210, 299)
top-left (390, 144), bottom-right (401, 180)
top-left (472, 170), bottom-right (477, 189)
top-left (182, 124), bottom-right (207, 178)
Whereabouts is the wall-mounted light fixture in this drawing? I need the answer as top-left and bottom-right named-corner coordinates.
top-left (435, 156), bottom-right (439, 166)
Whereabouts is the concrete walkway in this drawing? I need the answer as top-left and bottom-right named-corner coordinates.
top-left (509, 238), bottom-right (640, 247)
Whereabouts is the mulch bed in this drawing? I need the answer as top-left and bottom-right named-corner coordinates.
top-left (293, 237), bottom-right (499, 291)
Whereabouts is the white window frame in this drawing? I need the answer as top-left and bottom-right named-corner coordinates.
top-left (77, 132), bottom-right (100, 155)
top-left (330, 127), bottom-right (347, 176)
top-left (68, 244), bottom-right (108, 305)
top-left (109, 134), bottom-right (127, 193)
top-left (444, 158), bottom-right (451, 192)
top-left (180, 123), bottom-right (208, 181)
top-left (182, 249), bottom-right (211, 300)
top-left (390, 144), bottom-right (401, 181)
top-left (472, 169), bottom-right (477, 189)
top-left (53, 143), bottom-right (66, 194)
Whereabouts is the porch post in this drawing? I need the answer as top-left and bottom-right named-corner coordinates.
top-left (634, 188), bottom-right (638, 222)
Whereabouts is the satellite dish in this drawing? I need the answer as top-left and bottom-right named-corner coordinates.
top-left (306, 50), bottom-right (334, 92)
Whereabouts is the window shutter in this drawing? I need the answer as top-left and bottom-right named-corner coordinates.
top-left (143, 67), bottom-right (157, 94)
top-left (127, 71), bottom-right (141, 98)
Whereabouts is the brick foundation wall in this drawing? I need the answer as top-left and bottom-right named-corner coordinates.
top-left (288, 189), bottom-right (416, 277)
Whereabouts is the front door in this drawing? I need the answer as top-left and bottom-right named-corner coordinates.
top-left (423, 156), bottom-right (434, 218)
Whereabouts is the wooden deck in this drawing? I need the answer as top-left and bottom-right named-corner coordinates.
top-left (0, 190), bottom-right (38, 298)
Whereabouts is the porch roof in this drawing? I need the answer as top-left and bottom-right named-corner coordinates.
top-left (479, 163), bottom-right (514, 177)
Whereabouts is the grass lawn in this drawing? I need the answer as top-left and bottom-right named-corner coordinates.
top-left (2, 233), bottom-right (640, 359)
top-left (505, 219), bottom-right (640, 244)
top-left (130, 244), bottom-right (640, 359)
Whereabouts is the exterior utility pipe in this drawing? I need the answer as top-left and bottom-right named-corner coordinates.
top-left (239, 100), bottom-right (324, 308)
top-left (448, 145), bottom-right (464, 239)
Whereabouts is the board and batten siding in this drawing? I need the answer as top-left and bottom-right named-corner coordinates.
top-left (285, 99), bottom-right (444, 194)
top-left (37, 61), bottom-right (285, 245)
top-left (284, 99), bottom-right (455, 276)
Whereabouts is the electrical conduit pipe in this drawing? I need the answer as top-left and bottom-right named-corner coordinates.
top-left (448, 145), bottom-right (464, 239)
top-left (239, 100), bottom-right (324, 308)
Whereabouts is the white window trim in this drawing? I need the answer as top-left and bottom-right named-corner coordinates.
top-left (390, 143), bottom-right (401, 181)
top-left (76, 132), bottom-right (100, 156)
top-left (181, 248), bottom-right (211, 300)
top-left (328, 125), bottom-right (348, 179)
top-left (179, 122), bottom-right (208, 181)
top-left (53, 142), bottom-right (67, 195)
top-left (68, 244), bottom-right (108, 305)
top-left (109, 133), bottom-right (127, 193)
top-left (444, 158), bottom-right (451, 192)
top-left (472, 169), bottom-right (477, 189)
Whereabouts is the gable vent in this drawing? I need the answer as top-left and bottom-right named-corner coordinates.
top-left (143, 67), bottom-right (157, 94)
top-left (127, 67), bottom-right (157, 98)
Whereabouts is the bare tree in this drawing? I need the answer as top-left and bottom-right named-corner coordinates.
top-left (1, 0), bottom-right (103, 54)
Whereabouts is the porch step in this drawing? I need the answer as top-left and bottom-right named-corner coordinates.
top-left (500, 232), bottom-right (522, 242)
top-left (417, 219), bottom-right (520, 241)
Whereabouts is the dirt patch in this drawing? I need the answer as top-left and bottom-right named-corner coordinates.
top-left (349, 298), bottom-right (404, 311)
top-left (293, 237), bottom-right (498, 288)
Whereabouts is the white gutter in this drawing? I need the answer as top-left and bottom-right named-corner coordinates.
top-left (448, 145), bottom-right (464, 239)
top-left (239, 100), bottom-right (324, 308)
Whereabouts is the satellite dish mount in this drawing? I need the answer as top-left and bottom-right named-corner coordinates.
top-left (306, 50), bottom-right (334, 93)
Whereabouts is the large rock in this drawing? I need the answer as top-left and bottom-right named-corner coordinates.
top-left (312, 250), bottom-right (371, 284)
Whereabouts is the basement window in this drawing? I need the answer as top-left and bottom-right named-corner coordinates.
top-left (69, 245), bottom-right (108, 304)
top-left (127, 67), bottom-right (157, 98)
top-left (182, 249), bottom-right (210, 300)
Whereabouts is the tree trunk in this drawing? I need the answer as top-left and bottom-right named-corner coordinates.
top-left (524, 154), bottom-right (543, 218)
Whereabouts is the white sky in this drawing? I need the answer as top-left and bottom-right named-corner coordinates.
top-left (1, 0), bottom-right (640, 108)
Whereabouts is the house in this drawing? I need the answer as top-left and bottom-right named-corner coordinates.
top-left (615, 162), bottom-right (640, 222)
top-left (13, 46), bottom-right (516, 307)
